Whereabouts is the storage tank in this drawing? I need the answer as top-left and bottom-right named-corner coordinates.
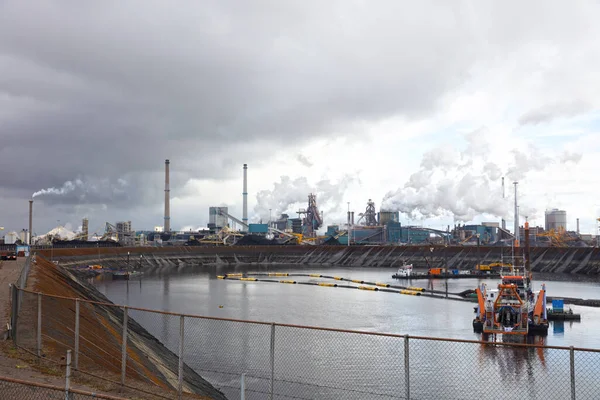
top-left (545, 209), bottom-right (567, 231)
top-left (4, 232), bottom-right (18, 244)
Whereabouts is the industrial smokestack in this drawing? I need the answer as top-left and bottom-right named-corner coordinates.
top-left (243, 164), bottom-right (248, 226)
top-left (577, 218), bottom-right (580, 235)
top-left (502, 177), bottom-right (505, 199)
top-left (82, 218), bottom-right (89, 241)
top-left (28, 200), bottom-right (33, 245)
top-left (164, 159), bottom-right (170, 232)
top-left (513, 181), bottom-right (519, 245)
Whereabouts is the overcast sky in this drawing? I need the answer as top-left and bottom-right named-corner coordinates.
top-left (1, 1), bottom-right (599, 237)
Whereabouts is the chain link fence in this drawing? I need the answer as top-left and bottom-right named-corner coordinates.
top-left (10, 286), bottom-right (600, 399)
top-left (0, 367), bottom-right (128, 399)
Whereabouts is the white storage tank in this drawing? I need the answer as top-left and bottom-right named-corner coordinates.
top-left (545, 209), bottom-right (567, 231)
top-left (4, 231), bottom-right (19, 244)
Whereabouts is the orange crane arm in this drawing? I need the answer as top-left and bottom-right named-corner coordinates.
top-left (475, 287), bottom-right (486, 320)
top-left (532, 289), bottom-right (546, 324)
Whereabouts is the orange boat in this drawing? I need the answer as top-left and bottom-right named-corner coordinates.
top-left (472, 222), bottom-right (548, 337)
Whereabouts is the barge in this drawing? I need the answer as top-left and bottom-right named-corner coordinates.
top-left (392, 265), bottom-right (499, 280)
top-left (472, 222), bottom-right (549, 337)
top-left (546, 299), bottom-right (581, 321)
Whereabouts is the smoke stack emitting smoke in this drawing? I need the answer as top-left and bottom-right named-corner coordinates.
top-left (254, 175), bottom-right (356, 222)
top-left (28, 200), bottom-right (33, 245)
top-left (381, 130), bottom-right (582, 222)
top-left (164, 159), bottom-right (170, 232)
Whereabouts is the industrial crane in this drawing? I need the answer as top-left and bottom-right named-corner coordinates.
top-left (537, 227), bottom-right (575, 247)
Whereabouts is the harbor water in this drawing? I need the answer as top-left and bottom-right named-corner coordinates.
top-left (94, 265), bottom-right (600, 399)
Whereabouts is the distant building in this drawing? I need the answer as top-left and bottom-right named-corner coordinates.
top-left (116, 221), bottom-right (134, 246)
top-left (378, 211), bottom-right (400, 225)
top-left (519, 225), bottom-right (542, 243)
top-left (209, 207), bottom-right (229, 229)
top-left (116, 221), bottom-right (132, 234)
top-left (545, 209), bottom-right (567, 231)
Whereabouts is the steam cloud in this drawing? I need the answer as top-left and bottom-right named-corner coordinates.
top-left (382, 129), bottom-right (582, 222)
top-left (254, 175), bottom-right (355, 222)
top-left (32, 177), bottom-right (130, 205)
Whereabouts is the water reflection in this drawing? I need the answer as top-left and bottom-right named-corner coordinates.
top-left (553, 321), bottom-right (565, 336)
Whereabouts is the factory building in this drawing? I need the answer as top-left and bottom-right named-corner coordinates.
top-left (545, 209), bottom-right (567, 231)
top-left (273, 214), bottom-right (292, 231)
top-left (209, 207), bottom-right (229, 229)
top-left (378, 211), bottom-right (400, 225)
top-left (458, 224), bottom-right (497, 244)
top-left (519, 225), bottom-right (543, 243)
top-left (248, 224), bottom-right (269, 234)
top-left (386, 222), bottom-right (432, 244)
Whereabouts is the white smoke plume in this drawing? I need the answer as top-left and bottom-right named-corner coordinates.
top-left (32, 177), bottom-right (129, 205)
top-left (254, 175), bottom-right (355, 222)
top-left (382, 129), bottom-right (581, 222)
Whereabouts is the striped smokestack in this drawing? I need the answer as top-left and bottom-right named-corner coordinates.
top-left (164, 159), bottom-right (170, 232)
top-left (243, 164), bottom-right (248, 226)
top-left (29, 200), bottom-right (33, 245)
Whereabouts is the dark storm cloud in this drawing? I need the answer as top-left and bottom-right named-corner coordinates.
top-left (1, 1), bottom-right (597, 232)
top-left (0, 1), bottom-right (478, 196)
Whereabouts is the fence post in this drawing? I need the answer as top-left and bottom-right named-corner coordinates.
top-left (178, 315), bottom-right (184, 399)
top-left (121, 307), bottom-right (128, 388)
top-left (10, 285), bottom-right (18, 343)
top-left (74, 299), bottom-right (79, 370)
top-left (36, 293), bottom-right (42, 357)
top-left (65, 349), bottom-right (72, 400)
top-left (269, 323), bottom-right (275, 400)
top-left (241, 373), bottom-right (246, 400)
top-left (570, 346), bottom-right (576, 400)
top-left (404, 334), bottom-right (410, 400)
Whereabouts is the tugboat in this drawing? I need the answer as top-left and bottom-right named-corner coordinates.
top-left (472, 222), bottom-right (549, 337)
top-left (392, 263), bottom-right (413, 278)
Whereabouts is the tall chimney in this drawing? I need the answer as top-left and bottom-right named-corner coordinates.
top-left (164, 159), bottom-right (170, 232)
top-left (28, 200), bottom-right (33, 245)
top-left (577, 218), bottom-right (580, 235)
top-left (242, 164), bottom-right (248, 226)
top-left (82, 218), bottom-right (89, 241)
top-left (513, 182), bottom-right (519, 245)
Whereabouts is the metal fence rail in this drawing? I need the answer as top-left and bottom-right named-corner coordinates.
top-left (10, 286), bottom-right (600, 400)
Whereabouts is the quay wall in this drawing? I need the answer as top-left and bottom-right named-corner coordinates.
top-left (45, 245), bottom-right (600, 275)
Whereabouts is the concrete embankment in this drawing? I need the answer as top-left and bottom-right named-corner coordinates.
top-left (21, 255), bottom-right (227, 400)
top-left (49, 245), bottom-right (600, 275)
